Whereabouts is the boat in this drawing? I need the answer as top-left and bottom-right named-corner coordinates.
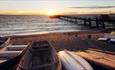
top-left (58, 50), bottom-right (93, 70)
top-left (97, 37), bottom-right (115, 45)
top-left (75, 49), bottom-right (115, 70)
top-left (17, 41), bottom-right (61, 70)
top-left (97, 31), bottom-right (115, 45)
top-left (0, 43), bottom-right (29, 70)
top-left (0, 37), bottom-right (28, 64)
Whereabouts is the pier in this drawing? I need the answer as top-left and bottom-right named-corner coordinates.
top-left (56, 14), bottom-right (115, 29)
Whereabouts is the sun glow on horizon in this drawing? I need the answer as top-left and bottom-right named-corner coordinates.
top-left (47, 8), bottom-right (56, 16)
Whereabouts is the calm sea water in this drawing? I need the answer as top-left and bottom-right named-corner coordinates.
top-left (0, 15), bottom-right (95, 36)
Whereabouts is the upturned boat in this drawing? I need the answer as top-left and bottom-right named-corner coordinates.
top-left (58, 50), bottom-right (93, 70)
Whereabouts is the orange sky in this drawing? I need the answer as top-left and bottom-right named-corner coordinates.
top-left (0, 8), bottom-right (115, 15)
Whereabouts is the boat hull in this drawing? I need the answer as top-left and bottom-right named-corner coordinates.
top-left (58, 50), bottom-right (93, 70)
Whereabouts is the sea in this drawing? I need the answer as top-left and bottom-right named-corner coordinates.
top-left (0, 15), bottom-right (100, 36)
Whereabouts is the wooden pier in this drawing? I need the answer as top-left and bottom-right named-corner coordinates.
top-left (57, 14), bottom-right (115, 29)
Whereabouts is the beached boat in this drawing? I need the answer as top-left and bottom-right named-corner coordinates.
top-left (58, 50), bottom-right (93, 70)
top-left (17, 41), bottom-right (61, 70)
top-left (0, 37), bottom-right (28, 64)
top-left (97, 31), bottom-right (115, 45)
top-left (75, 49), bottom-right (115, 70)
top-left (0, 43), bottom-right (29, 70)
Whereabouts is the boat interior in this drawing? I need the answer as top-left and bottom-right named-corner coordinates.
top-left (0, 37), bottom-right (28, 65)
top-left (17, 41), bottom-right (61, 70)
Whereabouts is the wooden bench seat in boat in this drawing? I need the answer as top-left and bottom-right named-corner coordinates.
top-left (0, 51), bottom-right (22, 58)
top-left (0, 59), bottom-right (7, 63)
top-left (7, 45), bottom-right (27, 51)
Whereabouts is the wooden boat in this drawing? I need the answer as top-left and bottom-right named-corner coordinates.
top-left (0, 43), bottom-right (29, 70)
top-left (17, 41), bottom-right (61, 70)
top-left (0, 37), bottom-right (28, 64)
top-left (75, 49), bottom-right (115, 70)
top-left (58, 50), bottom-right (93, 70)
top-left (0, 44), bottom-right (28, 63)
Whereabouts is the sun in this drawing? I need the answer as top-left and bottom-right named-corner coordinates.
top-left (47, 8), bottom-right (56, 16)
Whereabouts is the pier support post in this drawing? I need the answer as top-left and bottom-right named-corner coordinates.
top-left (75, 17), bottom-right (78, 24)
top-left (101, 20), bottom-right (105, 29)
top-left (88, 18), bottom-right (91, 27)
top-left (84, 19), bottom-right (87, 26)
top-left (95, 17), bottom-right (99, 28)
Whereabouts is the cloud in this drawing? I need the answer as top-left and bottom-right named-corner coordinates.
top-left (70, 6), bottom-right (115, 9)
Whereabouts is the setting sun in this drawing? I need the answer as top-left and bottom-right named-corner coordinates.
top-left (47, 8), bottom-right (56, 16)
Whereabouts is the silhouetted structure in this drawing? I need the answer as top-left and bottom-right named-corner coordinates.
top-left (57, 14), bottom-right (115, 29)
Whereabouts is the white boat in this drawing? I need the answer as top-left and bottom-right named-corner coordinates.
top-left (58, 50), bottom-right (93, 70)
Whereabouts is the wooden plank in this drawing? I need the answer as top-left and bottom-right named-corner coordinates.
top-left (7, 45), bottom-right (27, 51)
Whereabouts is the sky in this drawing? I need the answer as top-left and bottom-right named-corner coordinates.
top-left (0, 0), bottom-right (115, 15)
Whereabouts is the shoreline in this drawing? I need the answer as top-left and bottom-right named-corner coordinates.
top-left (8, 31), bottom-right (108, 45)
